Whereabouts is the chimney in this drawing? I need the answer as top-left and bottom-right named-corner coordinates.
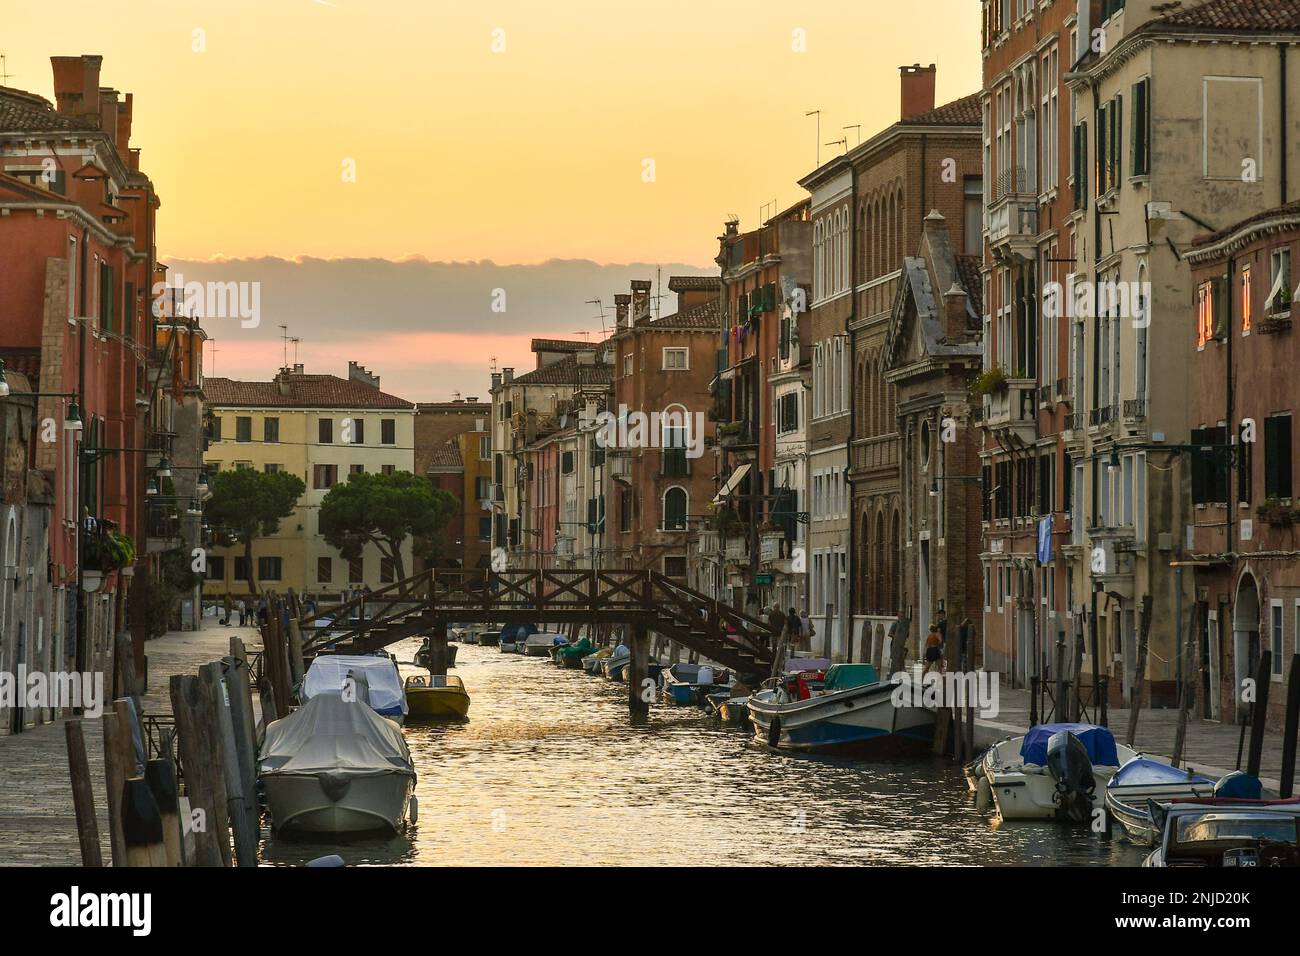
top-left (614, 294), bottom-right (631, 330)
top-left (465, 396), bottom-right (479, 404)
top-left (491, 372), bottom-right (502, 390)
top-left (276, 368), bottom-right (293, 397)
top-left (98, 89), bottom-right (120, 149)
top-left (630, 280), bottom-right (652, 325)
top-left (900, 64), bottom-right (937, 121)
top-left (115, 92), bottom-right (133, 152)
top-left (503, 367), bottom-right (514, 384)
top-left (50, 55), bottom-right (103, 121)
top-left (293, 363), bottom-right (305, 374)
top-left (347, 361), bottom-right (380, 389)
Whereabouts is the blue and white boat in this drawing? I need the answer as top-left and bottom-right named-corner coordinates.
top-left (1105, 758), bottom-right (1216, 844)
top-left (747, 663), bottom-right (934, 756)
top-left (662, 663), bottom-right (728, 706)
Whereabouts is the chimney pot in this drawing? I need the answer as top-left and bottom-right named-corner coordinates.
top-left (503, 367), bottom-right (514, 384)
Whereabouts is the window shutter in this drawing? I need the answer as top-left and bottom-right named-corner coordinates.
top-left (1238, 421), bottom-right (1252, 504)
top-left (1211, 276), bottom-right (1229, 338)
top-left (1113, 93), bottom-right (1123, 185)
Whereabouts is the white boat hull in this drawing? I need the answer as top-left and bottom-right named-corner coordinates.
top-left (263, 769), bottom-right (414, 836)
top-left (748, 682), bottom-right (934, 756)
top-left (979, 735), bottom-right (1136, 821)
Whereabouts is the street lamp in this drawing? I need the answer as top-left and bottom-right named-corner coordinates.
top-left (155, 456), bottom-right (172, 479)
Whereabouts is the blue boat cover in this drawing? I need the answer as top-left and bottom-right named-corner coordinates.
top-left (822, 663), bottom-right (879, 693)
top-left (1111, 757), bottom-right (1213, 788)
top-left (1214, 771), bottom-right (1264, 799)
top-left (1019, 723), bottom-right (1118, 767)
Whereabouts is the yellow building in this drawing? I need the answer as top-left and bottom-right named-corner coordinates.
top-left (203, 363), bottom-right (416, 598)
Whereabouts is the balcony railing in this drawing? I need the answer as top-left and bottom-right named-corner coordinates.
top-left (1122, 398), bottom-right (1147, 421)
top-left (1064, 411), bottom-right (1084, 432)
top-left (1054, 378), bottom-right (1069, 400)
top-left (1088, 405), bottom-right (1116, 427)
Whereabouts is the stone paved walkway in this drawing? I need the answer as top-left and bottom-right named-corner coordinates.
top-left (0, 616), bottom-right (262, 866)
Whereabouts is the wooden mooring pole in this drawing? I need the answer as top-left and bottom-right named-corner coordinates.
top-left (629, 620), bottom-right (650, 716)
top-left (200, 661), bottom-right (258, 867)
top-left (1126, 596), bottom-right (1153, 748)
top-left (1246, 649), bottom-right (1273, 781)
top-left (1279, 654), bottom-right (1300, 798)
top-left (64, 719), bottom-right (104, 867)
top-left (169, 674), bottom-right (232, 867)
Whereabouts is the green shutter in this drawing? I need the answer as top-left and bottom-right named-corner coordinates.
top-left (1113, 93), bottom-right (1123, 186)
top-left (1266, 416), bottom-right (1293, 498)
top-left (1238, 421), bottom-right (1252, 504)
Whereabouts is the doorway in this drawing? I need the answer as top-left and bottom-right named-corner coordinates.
top-left (1232, 573), bottom-right (1261, 725)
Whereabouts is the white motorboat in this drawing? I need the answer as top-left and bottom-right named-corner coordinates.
top-left (1104, 758), bottom-right (1216, 844)
top-left (973, 723), bottom-right (1137, 823)
top-left (523, 631), bottom-right (565, 657)
top-left (259, 691), bottom-right (416, 836)
top-left (747, 663), bottom-right (935, 756)
top-left (301, 654), bottom-right (408, 723)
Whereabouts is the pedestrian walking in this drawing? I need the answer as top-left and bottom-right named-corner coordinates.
top-left (223, 593), bottom-right (232, 627)
top-left (923, 623), bottom-right (944, 676)
top-left (237, 598), bottom-right (247, 627)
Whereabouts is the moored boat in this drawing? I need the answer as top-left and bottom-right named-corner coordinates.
top-left (555, 637), bottom-right (595, 668)
top-left (747, 663), bottom-right (934, 757)
top-left (1104, 758), bottom-right (1215, 844)
top-left (523, 631), bottom-right (565, 657)
top-left (259, 691), bottom-right (416, 836)
top-left (1144, 794), bottom-right (1300, 866)
top-left (600, 643), bottom-right (631, 679)
top-left (582, 646), bottom-right (612, 674)
top-left (301, 654), bottom-right (408, 723)
top-left (477, 628), bottom-right (502, 647)
top-left (404, 673), bottom-right (471, 720)
top-left (973, 723), bottom-right (1136, 822)
top-left (662, 663), bottom-right (729, 706)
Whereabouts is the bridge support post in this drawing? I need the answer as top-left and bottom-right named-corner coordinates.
top-left (629, 620), bottom-right (650, 716)
top-left (429, 619), bottom-right (449, 675)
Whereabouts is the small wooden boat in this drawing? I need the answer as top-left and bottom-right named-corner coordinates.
top-left (582, 647), bottom-right (612, 674)
top-left (414, 640), bottom-right (457, 670)
top-left (662, 663), bottom-right (730, 706)
top-left (601, 644), bottom-right (631, 679)
top-left (718, 695), bottom-right (750, 727)
top-left (499, 628), bottom-right (522, 653)
top-left (555, 637), bottom-right (595, 668)
top-left (404, 673), bottom-right (471, 720)
top-left (477, 628), bottom-right (501, 647)
top-left (1103, 760), bottom-right (1219, 844)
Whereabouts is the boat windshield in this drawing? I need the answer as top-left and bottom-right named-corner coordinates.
top-left (1175, 814), bottom-right (1299, 847)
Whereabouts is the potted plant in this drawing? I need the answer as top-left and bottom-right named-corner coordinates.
top-left (1257, 497), bottom-right (1295, 526)
top-left (970, 366), bottom-right (1008, 396)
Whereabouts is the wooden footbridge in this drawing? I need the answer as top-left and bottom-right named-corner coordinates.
top-left (295, 568), bottom-right (779, 713)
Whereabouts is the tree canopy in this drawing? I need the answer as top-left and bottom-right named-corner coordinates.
top-left (204, 468), bottom-right (306, 595)
top-left (319, 470), bottom-right (459, 589)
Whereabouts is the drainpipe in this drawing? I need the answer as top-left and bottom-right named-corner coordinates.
top-left (1282, 46), bottom-right (1289, 207)
top-left (74, 226), bottom-right (88, 677)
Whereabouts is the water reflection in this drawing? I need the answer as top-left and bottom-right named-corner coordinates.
top-left (261, 641), bottom-right (1146, 867)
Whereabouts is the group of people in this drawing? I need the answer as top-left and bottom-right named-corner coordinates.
top-left (765, 604), bottom-right (815, 650)
top-left (220, 594), bottom-right (270, 628)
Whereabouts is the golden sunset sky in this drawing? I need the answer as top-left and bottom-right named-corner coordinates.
top-left (6, 0), bottom-right (981, 266)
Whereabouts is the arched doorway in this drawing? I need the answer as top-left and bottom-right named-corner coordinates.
top-left (1232, 572), bottom-right (1261, 725)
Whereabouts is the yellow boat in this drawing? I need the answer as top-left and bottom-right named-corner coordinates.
top-left (404, 674), bottom-right (470, 720)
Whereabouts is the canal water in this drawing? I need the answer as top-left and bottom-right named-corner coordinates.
top-left (261, 640), bottom-right (1148, 867)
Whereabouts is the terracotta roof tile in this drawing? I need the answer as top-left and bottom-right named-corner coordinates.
top-left (204, 373), bottom-right (414, 409)
top-left (907, 92), bottom-right (981, 127)
top-left (509, 352), bottom-right (613, 387)
top-left (647, 297), bottom-right (723, 330)
top-left (667, 275), bottom-right (721, 292)
top-left (0, 88), bottom-right (98, 134)
top-left (530, 338), bottom-right (592, 354)
top-left (425, 441), bottom-right (464, 470)
top-left (1145, 0), bottom-right (1300, 32)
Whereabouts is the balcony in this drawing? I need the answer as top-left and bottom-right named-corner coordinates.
top-left (984, 379), bottom-right (1036, 444)
top-left (759, 530), bottom-right (784, 564)
top-left (724, 537), bottom-right (749, 563)
top-left (1088, 405), bottom-right (1116, 429)
top-left (1054, 378), bottom-right (1070, 402)
top-left (987, 167), bottom-right (1039, 261)
top-left (1087, 530), bottom-right (1137, 599)
top-left (1121, 399), bottom-right (1147, 423)
top-left (718, 421), bottom-right (758, 456)
top-left (608, 449), bottom-right (632, 483)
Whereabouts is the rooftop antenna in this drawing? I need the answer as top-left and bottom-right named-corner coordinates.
top-left (489, 356), bottom-right (499, 373)
top-left (207, 340), bottom-right (219, 377)
top-left (278, 324), bottom-right (291, 369)
top-left (843, 124), bottom-right (862, 147)
top-left (571, 330), bottom-right (592, 341)
top-left (584, 298), bottom-right (609, 338)
top-left (0, 55), bottom-right (14, 86)
top-left (825, 136), bottom-right (848, 155)
top-left (805, 110), bottom-right (821, 167)
top-left (291, 337), bottom-right (301, 366)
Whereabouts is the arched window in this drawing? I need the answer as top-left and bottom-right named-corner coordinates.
top-left (663, 487), bottom-right (688, 531)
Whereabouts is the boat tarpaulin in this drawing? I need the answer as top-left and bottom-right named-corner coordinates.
top-left (1020, 723), bottom-right (1118, 768)
top-left (302, 655), bottom-right (406, 718)
top-left (822, 663), bottom-right (879, 693)
top-left (1111, 757), bottom-right (1213, 788)
top-left (259, 691), bottom-right (413, 777)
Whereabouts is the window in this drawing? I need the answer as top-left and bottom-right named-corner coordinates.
top-left (381, 419), bottom-right (396, 445)
top-left (380, 558), bottom-right (395, 584)
top-left (264, 417), bottom-right (279, 443)
top-left (350, 463), bottom-right (364, 475)
top-left (235, 416), bottom-right (252, 442)
top-left (348, 558), bottom-right (363, 583)
top-left (234, 557), bottom-right (249, 582)
top-left (98, 262), bottom-right (115, 334)
top-left (964, 177), bottom-right (983, 255)
top-left (206, 556), bottom-right (225, 581)
top-left (561, 451), bottom-right (574, 474)
top-left (623, 353), bottom-right (633, 377)
top-left (664, 555), bottom-right (687, 578)
top-left (777, 392), bottom-right (800, 435)
top-left (348, 418), bottom-right (365, 444)
top-left (317, 557), bottom-right (332, 583)
top-left (478, 516), bottom-right (491, 540)
top-left (264, 463), bottom-right (281, 474)
top-left (209, 416), bottom-right (223, 443)
top-left (1269, 247), bottom-right (1292, 315)
top-left (381, 464), bottom-right (395, 476)
top-left (313, 464), bottom-right (339, 489)
top-left (257, 556), bottom-right (283, 581)
top-left (662, 487), bottom-right (687, 531)
top-left (1131, 78), bottom-right (1150, 177)
top-left (620, 487), bottom-right (633, 532)
top-left (1197, 278), bottom-right (1227, 349)
top-left (1271, 601), bottom-right (1284, 676)
top-left (1072, 121), bottom-right (1088, 209)
top-left (475, 477), bottom-right (491, 499)
top-left (1190, 426), bottom-right (1229, 504)
top-left (479, 435), bottom-right (491, 459)
top-left (1264, 415), bottom-right (1293, 499)
top-left (663, 347), bottom-right (688, 370)
top-left (1242, 265), bottom-right (1253, 334)
top-left (319, 418), bottom-right (333, 444)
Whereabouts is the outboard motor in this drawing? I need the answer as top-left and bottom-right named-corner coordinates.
top-left (1046, 730), bottom-right (1097, 824)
